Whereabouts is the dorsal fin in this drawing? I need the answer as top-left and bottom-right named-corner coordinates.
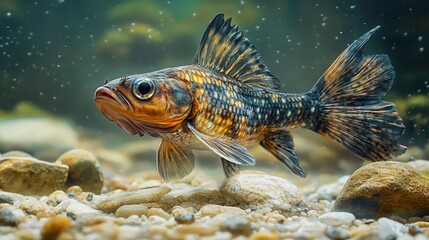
top-left (194, 13), bottom-right (281, 90)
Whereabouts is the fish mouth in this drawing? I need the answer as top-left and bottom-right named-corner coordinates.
top-left (94, 87), bottom-right (133, 112)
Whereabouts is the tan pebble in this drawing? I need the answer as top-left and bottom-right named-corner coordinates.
top-left (149, 215), bottom-right (167, 223)
top-left (96, 187), bottom-right (170, 213)
top-left (49, 190), bottom-right (68, 204)
top-left (172, 206), bottom-right (189, 217)
top-left (56, 149), bottom-right (104, 194)
top-left (199, 204), bottom-right (246, 217)
top-left (0, 157), bottom-right (69, 196)
top-left (149, 225), bottom-right (169, 237)
top-left (109, 178), bottom-right (128, 191)
top-left (115, 205), bottom-right (148, 218)
top-left (249, 232), bottom-right (279, 240)
top-left (40, 215), bottom-right (72, 240)
top-left (413, 221), bottom-right (429, 228)
top-left (20, 198), bottom-right (55, 218)
top-left (147, 208), bottom-right (171, 219)
top-left (90, 221), bottom-right (120, 239)
top-left (175, 224), bottom-right (216, 236)
top-left (144, 203), bottom-right (161, 208)
top-left (66, 186), bottom-right (82, 195)
top-left (422, 216), bottom-right (429, 222)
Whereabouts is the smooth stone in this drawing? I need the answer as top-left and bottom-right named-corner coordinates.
top-left (219, 215), bottom-right (252, 236)
top-left (0, 157), bottom-right (69, 195)
top-left (319, 212), bottom-right (355, 227)
top-left (199, 204), bottom-right (246, 218)
top-left (115, 205), bottom-right (148, 218)
top-left (0, 118), bottom-right (79, 160)
top-left (0, 207), bottom-right (20, 226)
top-left (147, 207), bottom-right (171, 219)
top-left (160, 183), bottom-right (223, 209)
top-left (325, 226), bottom-right (349, 240)
top-left (56, 149), bottom-right (104, 194)
top-left (175, 212), bottom-right (194, 224)
top-left (220, 174), bottom-right (306, 215)
top-left (65, 199), bottom-right (99, 215)
top-left (378, 217), bottom-right (408, 238)
top-left (333, 161), bottom-right (429, 219)
top-left (174, 224), bottom-right (216, 236)
top-left (96, 187), bottom-right (170, 213)
top-left (40, 215), bottom-right (72, 240)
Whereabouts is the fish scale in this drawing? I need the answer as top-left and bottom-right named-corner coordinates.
top-left (187, 65), bottom-right (317, 145)
top-left (94, 13), bottom-right (405, 181)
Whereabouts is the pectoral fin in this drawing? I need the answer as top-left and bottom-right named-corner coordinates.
top-left (157, 140), bottom-right (195, 181)
top-left (187, 123), bottom-right (255, 165)
top-left (260, 130), bottom-right (307, 177)
top-left (221, 158), bottom-right (240, 178)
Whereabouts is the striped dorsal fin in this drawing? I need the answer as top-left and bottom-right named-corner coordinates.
top-left (194, 13), bottom-right (281, 90)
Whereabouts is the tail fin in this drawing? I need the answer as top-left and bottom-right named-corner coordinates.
top-left (308, 27), bottom-right (406, 162)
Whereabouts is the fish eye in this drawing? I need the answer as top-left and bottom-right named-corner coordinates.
top-left (132, 78), bottom-right (155, 100)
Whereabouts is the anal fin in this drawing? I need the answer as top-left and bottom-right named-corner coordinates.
top-left (157, 140), bottom-right (195, 182)
top-left (260, 130), bottom-right (307, 177)
top-left (221, 158), bottom-right (240, 178)
top-left (187, 123), bottom-right (255, 166)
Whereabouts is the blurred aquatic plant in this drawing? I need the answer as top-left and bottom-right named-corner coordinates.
top-left (97, 0), bottom-right (258, 63)
top-left (0, 102), bottom-right (54, 119)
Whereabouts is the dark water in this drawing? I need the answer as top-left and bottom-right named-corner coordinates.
top-left (0, 0), bottom-right (428, 147)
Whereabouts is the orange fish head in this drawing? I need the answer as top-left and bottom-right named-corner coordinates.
top-left (94, 71), bottom-right (194, 136)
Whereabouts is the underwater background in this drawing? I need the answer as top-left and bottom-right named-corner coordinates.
top-left (1, 1), bottom-right (429, 239)
top-left (1, 0), bottom-right (428, 175)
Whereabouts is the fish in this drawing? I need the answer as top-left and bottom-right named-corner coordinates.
top-left (94, 13), bottom-right (406, 181)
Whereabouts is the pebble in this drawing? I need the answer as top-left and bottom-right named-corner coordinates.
top-left (199, 204), bottom-right (247, 217)
top-left (318, 212), bottom-right (355, 227)
top-left (65, 199), bottom-right (99, 215)
top-left (20, 197), bottom-right (55, 218)
top-left (333, 161), bottom-right (429, 219)
top-left (325, 226), bottom-right (349, 240)
top-left (115, 204), bottom-right (148, 218)
top-left (220, 174), bottom-right (306, 215)
top-left (378, 217), bottom-right (408, 238)
top-left (219, 215), bottom-right (252, 236)
top-left (174, 212), bottom-right (194, 224)
top-left (96, 187), bottom-right (170, 213)
top-left (56, 149), bottom-right (104, 194)
top-left (0, 207), bottom-right (20, 226)
top-left (174, 224), bottom-right (217, 236)
top-left (40, 215), bottom-right (72, 240)
top-left (0, 157), bottom-right (69, 195)
top-left (147, 208), bottom-right (171, 219)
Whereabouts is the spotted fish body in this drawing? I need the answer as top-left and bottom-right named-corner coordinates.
top-left (178, 65), bottom-right (316, 145)
top-left (94, 13), bottom-right (406, 181)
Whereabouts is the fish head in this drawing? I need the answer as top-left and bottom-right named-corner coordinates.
top-left (94, 70), bottom-right (194, 137)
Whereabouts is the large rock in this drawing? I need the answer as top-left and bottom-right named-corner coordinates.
top-left (0, 157), bottom-right (69, 195)
top-left (333, 161), bottom-right (429, 219)
top-left (0, 118), bottom-right (79, 160)
top-left (220, 174), bottom-right (306, 215)
top-left (56, 149), bottom-right (104, 194)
